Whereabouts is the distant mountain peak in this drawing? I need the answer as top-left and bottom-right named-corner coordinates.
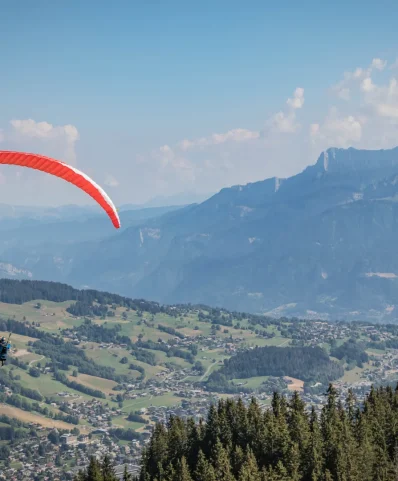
top-left (315, 146), bottom-right (398, 173)
top-left (3, 146), bottom-right (398, 322)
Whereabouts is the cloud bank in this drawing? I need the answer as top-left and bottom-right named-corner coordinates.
top-left (1, 56), bottom-right (398, 205)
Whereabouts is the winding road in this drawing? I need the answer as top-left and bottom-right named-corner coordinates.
top-left (29, 355), bottom-right (44, 367)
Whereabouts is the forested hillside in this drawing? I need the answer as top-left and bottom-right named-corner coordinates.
top-left (4, 147), bottom-right (398, 322)
top-left (1, 279), bottom-right (398, 479)
top-left (0, 278), bottom-right (173, 315)
top-left (206, 346), bottom-right (343, 389)
top-left (135, 384), bottom-right (398, 481)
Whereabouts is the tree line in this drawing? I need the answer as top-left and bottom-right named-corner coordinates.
top-left (206, 346), bottom-right (344, 391)
top-left (74, 454), bottom-right (133, 481)
top-left (0, 392), bottom-right (78, 424)
top-left (0, 369), bottom-right (43, 402)
top-left (330, 339), bottom-right (369, 368)
top-left (32, 337), bottom-right (125, 382)
top-left (65, 318), bottom-right (133, 347)
top-left (53, 371), bottom-right (106, 399)
top-left (136, 339), bottom-right (194, 364)
top-left (138, 383), bottom-right (398, 481)
top-left (0, 278), bottom-right (180, 317)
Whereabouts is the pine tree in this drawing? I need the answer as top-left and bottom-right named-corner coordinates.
top-left (232, 445), bottom-right (245, 478)
top-left (235, 398), bottom-right (249, 448)
top-left (321, 384), bottom-right (341, 478)
top-left (305, 407), bottom-right (323, 481)
top-left (102, 455), bottom-right (118, 481)
top-left (167, 415), bottom-right (188, 466)
top-left (335, 407), bottom-right (359, 481)
top-left (212, 438), bottom-right (235, 481)
top-left (143, 423), bottom-right (168, 480)
top-left (186, 417), bottom-right (201, 471)
top-left (355, 410), bottom-right (374, 481)
top-left (173, 456), bottom-right (193, 481)
top-left (286, 442), bottom-right (301, 481)
top-left (163, 462), bottom-right (175, 481)
top-left (238, 448), bottom-right (260, 481)
top-left (288, 391), bottom-right (308, 434)
top-left (195, 450), bottom-right (217, 481)
top-left (345, 389), bottom-right (357, 427)
top-left (203, 405), bottom-right (220, 458)
top-left (123, 465), bottom-right (132, 481)
top-left (74, 470), bottom-right (88, 481)
top-left (247, 397), bottom-right (264, 460)
top-left (218, 399), bottom-right (233, 449)
top-left (273, 401), bottom-right (290, 465)
top-left (274, 461), bottom-right (289, 481)
top-left (324, 469), bottom-right (333, 481)
top-left (86, 457), bottom-right (103, 481)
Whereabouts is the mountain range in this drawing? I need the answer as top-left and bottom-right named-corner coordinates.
top-left (2, 146), bottom-right (398, 322)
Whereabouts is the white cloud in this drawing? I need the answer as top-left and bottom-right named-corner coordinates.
top-left (178, 128), bottom-right (260, 151)
top-left (371, 58), bottom-right (387, 71)
top-left (376, 103), bottom-right (398, 118)
top-left (314, 56), bottom-right (398, 153)
top-left (212, 128), bottom-right (260, 144)
top-left (310, 108), bottom-right (363, 149)
top-left (263, 87), bottom-right (305, 134)
top-left (286, 87), bottom-right (305, 109)
top-left (361, 77), bottom-right (398, 118)
top-left (310, 123), bottom-right (320, 136)
top-left (361, 77), bottom-right (375, 92)
top-left (332, 58), bottom-right (388, 100)
top-left (132, 87), bottom-right (308, 198)
top-left (149, 144), bottom-right (195, 185)
top-left (8, 119), bottom-right (79, 165)
top-left (390, 58), bottom-right (398, 70)
top-left (270, 111), bottom-right (299, 133)
top-left (353, 68), bottom-right (365, 79)
top-left (176, 88), bottom-right (304, 153)
top-left (10, 119), bottom-right (79, 143)
top-left (3, 56), bottom-right (398, 206)
top-left (104, 174), bottom-right (119, 187)
top-left (337, 87), bottom-right (350, 101)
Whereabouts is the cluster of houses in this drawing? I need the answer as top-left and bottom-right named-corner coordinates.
top-left (0, 424), bottom-right (143, 481)
top-left (2, 314), bottom-right (398, 479)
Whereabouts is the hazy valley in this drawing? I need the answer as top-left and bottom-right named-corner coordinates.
top-left (3, 147), bottom-right (398, 323)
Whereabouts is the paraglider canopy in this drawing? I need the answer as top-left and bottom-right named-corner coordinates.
top-left (0, 151), bottom-right (120, 228)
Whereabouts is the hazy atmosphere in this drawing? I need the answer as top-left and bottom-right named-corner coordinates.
top-left (4, 3), bottom-right (398, 481)
top-left (1, 1), bottom-right (398, 206)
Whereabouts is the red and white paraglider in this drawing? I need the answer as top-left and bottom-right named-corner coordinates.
top-left (0, 151), bottom-right (121, 229)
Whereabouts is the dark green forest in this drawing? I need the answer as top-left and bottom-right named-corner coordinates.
top-left (206, 346), bottom-right (344, 391)
top-left (76, 384), bottom-right (398, 481)
top-left (330, 339), bottom-right (369, 368)
top-left (0, 279), bottom-right (172, 316)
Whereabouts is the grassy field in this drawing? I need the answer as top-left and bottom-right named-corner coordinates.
top-left (111, 414), bottom-right (146, 430)
top-left (366, 348), bottom-right (387, 355)
top-left (285, 376), bottom-right (304, 392)
top-left (69, 374), bottom-right (118, 395)
top-left (0, 404), bottom-right (78, 430)
top-left (232, 376), bottom-right (270, 389)
top-left (0, 294), bottom-right (386, 435)
top-left (0, 300), bottom-right (76, 332)
top-left (15, 368), bottom-right (93, 401)
top-left (122, 392), bottom-right (184, 411)
top-left (341, 364), bottom-right (369, 383)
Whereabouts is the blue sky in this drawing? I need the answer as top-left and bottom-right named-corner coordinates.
top-left (1, 0), bottom-right (398, 206)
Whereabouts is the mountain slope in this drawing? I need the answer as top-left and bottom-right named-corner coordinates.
top-left (3, 147), bottom-right (398, 321)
